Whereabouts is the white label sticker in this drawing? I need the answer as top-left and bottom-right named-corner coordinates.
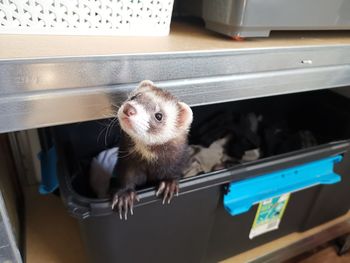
top-left (249, 193), bottom-right (290, 239)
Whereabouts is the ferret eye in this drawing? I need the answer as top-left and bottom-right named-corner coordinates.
top-left (155, 113), bottom-right (163, 121)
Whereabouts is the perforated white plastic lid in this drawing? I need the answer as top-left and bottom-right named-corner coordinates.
top-left (0, 0), bottom-right (174, 36)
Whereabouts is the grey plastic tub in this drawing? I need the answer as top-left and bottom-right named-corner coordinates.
top-left (182, 0), bottom-right (350, 38)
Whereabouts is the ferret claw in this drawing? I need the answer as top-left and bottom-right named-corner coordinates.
top-left (111, 195), bottom-right (119, 210)
top-left (162, 185), bottom-right (170, 204)
top-left (111, 191), bottom-right (139, 220)
top-left (156, 182), bottom-right (166, 197)
top-left (168, 191), bottom-right (174, 204)
top-left (157, 180), bottom-right (179, 205)
top-left (118, 198), bottom-right (124, 220)
top-left (124, 200), bottom-right (128, 220)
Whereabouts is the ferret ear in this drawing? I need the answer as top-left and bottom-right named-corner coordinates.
top-left (137, 80), bottom-right (154, 91)
top-left (178, 102), bottom-right (193, 131)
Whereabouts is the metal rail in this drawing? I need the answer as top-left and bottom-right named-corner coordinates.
top-left (1, 44), bottom-right (350, 133)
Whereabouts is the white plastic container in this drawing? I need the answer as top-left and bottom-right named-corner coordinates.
top-left (0, 0), bottom-right (174, 36)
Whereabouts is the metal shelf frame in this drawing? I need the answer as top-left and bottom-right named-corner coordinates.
top-left (1, 43), bottom-right (350, 133)
top-left (2, 23), bottom-right (350, 263)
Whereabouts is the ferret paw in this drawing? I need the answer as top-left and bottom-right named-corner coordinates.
top-left (156, 180), bottom-right (179, 204)
top-left (111, 191), bottom-right (139, 220)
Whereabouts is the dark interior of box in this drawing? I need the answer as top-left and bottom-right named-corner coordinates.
top-left (52, 90), bottom-right (350, 198)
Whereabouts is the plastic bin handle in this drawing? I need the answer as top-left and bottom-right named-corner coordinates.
top-left (224, 155), bottom-right (343, 216)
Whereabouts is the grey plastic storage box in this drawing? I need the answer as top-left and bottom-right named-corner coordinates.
top-left (51, 90), bottom-right (350, 263)
top-left (185, 0), bottom-right (350, 38)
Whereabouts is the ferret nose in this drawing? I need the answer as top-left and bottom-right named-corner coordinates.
top-left (123, 103), bottom-right (137, 117)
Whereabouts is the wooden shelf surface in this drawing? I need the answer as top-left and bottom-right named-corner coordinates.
top-left (2, 21), bottom-right (350, 60)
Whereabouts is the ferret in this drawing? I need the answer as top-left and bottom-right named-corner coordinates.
top-left (110, 80), bottom-right (193, 219)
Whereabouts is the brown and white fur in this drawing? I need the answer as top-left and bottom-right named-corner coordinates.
top-left (110, 80), bottom-right (193, 219)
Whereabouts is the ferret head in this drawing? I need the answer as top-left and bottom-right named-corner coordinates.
top-left (117, 80), bottom-right (193, 145)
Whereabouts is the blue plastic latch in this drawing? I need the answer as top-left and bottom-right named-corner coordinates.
top-left (224, 155), bottom-right (343, 216)
top-left (38, 146), bottom-right (59, 194)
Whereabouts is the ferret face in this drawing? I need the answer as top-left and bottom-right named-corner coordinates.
top-left (117, 81), bottom-right (193, 145)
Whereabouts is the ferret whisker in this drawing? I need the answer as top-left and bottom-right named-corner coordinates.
top-left (117, 148), bottom-right (136, 159)
top-left (104, 124), bottom-right (111, 146)
top-left (98, 119), bottom-right (114, 131)
top-left (104, 116), bottom-right (119, 146)
top-left (98, 105), bottom-right (117, 118)
top-left (117, 149), bottom-right (131, 153)
top-left (110, 103), bottom-right (120, 109)
top-left (107, 117), bottom-right (118, 143)
top-left (96, 118), bottom-right (118, 143)
top-left (101, 113), bottom-right (115, 119)
top-left (109, 104), bottom-right (120, 116)
top-left (96, 120), bottom-right (108, 126)
top-left (97, 126), bottom-right (108, 144)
